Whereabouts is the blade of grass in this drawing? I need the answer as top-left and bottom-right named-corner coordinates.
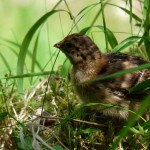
top-left (63, 0), bottom-right (79, 32)
top-left (0, 52), bottom-right (11, 73)
top-left (88, 1), bottom-right (107, 34)
top-left (77, 2), bottom-right (100, 17)
top-left (30, 30), bottom-right (41, 85)
top-left (143, 0), bottom-right (150, 22)
top-left (85, 102), bottom-right (145, 121)
top-left (0, 112), bottom-right (8, 120)
top-left (0, 71), bottom-right (56, 80)
top-left (0, 38), bottom-right (43, 71)
top-left (69, 2), bottom-right (99, 34)
top-left (112, 36), bottom-right (141, 52)
top-left (107, 3), bottom-right (142, 23)
top-left (100, 0), bottom-right (108, 50)
top-left (17, 9), bottom-right (71, 96)
top-left (143, 0), bottom-right (150, 59)
top-left (59, 59), bottom-right (71, 77)
top-left (129, 79), bottom-right (150, 93)
top-left (129, 0), bottom-right (133, 24)
top-left (129, 0), bottom-right (133, 34)
top-left (2, 62), bottom-right (150, 87)
top-left (143, 37), bottom-right (150, 60)
top-left (32, 49), bottom-right (61, 85)
top-left (80, 25), bottom-right (118, 49)
top-left (109, 95), bottom-right (150, 150)
top-left (80, 62), bottom-right (150, 85)
top-left (0, 43), bottom-right (18, 56)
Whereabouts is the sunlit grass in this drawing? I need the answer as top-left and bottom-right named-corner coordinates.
top-left (0, 0), bottom-right (150, 149)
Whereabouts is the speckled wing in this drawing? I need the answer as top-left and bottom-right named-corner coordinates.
top-left (97, 53), bottom-right (150, 100)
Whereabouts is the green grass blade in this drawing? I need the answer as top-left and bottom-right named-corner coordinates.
top-left (88, 2), bottom-right (107, 34)
top-left (143, 0), bottom-right (150, 59)
top-left (129, 0), bottom-right (133, 23)
top-left (0, 38), bottom-right (43, 71)
top-left (17, 9), bottom-right (71, 95)
top-left (100, 0), bottom-right (108, 50)
top-left (59, 59), bottom-right (71, 77)
top-left (143, 38), bottom-right (150, 60)
top-left (0, 112), bottom-right (8, 120)
top-left (0, 44), bottom-right (18, 56)
top-left (129, 79), bottom-right (150, 93)
top-left (63, 0), bottom-right (78, 31)
top-left (143, 0), bottom-right (150, 22)
top-left (30, 30), bottom-right (40, 85)
top-left (80, 25), bottom-right (118, 49)
top-left (76, 2), bottom-right (99, 17)
top-left (0, 71), bottom-right (56, 80)
top-left (0, 52), bottom-right (11, 73)
top-left (109, 95), bottom-right (150, 150)
top-left (112, 36), bottom-right (141, 52)
top-left (69, 2), bottom-right (99, 33)
top-left (107, 3), bottom-right (142, 23)
top-left (81, 63), bottom-right (150, 85)
top-left (106, 29), bottom-right (118, 49)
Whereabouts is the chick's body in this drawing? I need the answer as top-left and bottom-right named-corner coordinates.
top-left (54, 33), bottom-right (150, 120)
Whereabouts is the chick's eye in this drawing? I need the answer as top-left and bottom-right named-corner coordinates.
top-left (65, 42), bottom-right (73, 48)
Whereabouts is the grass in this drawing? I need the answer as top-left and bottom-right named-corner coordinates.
top-left (0, 0), bottom-right (150, 149)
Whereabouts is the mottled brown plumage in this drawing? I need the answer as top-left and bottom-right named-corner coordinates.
top-left (54, 33), bottom-right (150, 120)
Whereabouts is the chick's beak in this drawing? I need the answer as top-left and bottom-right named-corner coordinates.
top-left (54, 43), bottom-right (60, 48)
top-left (54, 41), bottom-right (63, 49)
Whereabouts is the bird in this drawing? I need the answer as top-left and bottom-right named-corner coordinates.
top-left (54, 33), bottom-right (150, 120)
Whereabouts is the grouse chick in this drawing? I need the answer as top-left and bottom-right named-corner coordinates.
top-left (54, 33), bottom-right (150, 120)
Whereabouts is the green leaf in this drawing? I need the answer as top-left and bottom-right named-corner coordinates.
top-left (17, 9), bottom-right (70, 96)
top-left (129, 79), bottom-right (150, 93)
top-left (112, 36), bottom-right (141, 52)
top-left (0, 112), bottom-right (8, 120)
top-left (80, 25), bottom-right (118, 49)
